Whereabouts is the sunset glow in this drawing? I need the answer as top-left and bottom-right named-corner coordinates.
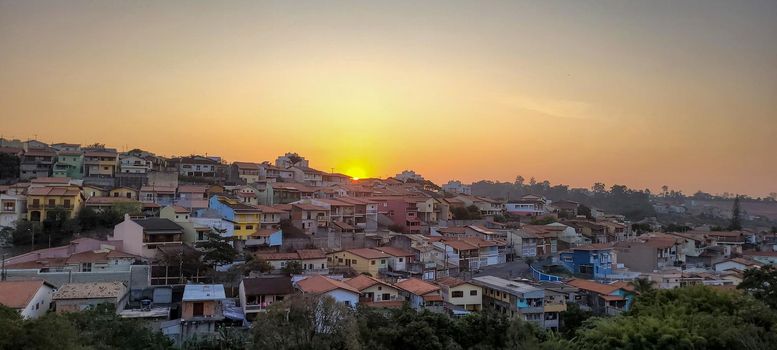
top-left (1, 1), bottom-right (775, 196)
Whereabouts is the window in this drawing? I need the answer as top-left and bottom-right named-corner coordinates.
top-left (399, 257), bottom-right (404, 262)
top-left (192, 302), bottom-right (204, 317)
top-left (470, 290), bottom-right (478, 296)
top-left (234, 225), bottom-right (241, 230)
top-left (82, 263), bottom-right (92, 272)
top-left (352, 259), bottom-right (357, 265)
top-left (246, 225), bottom-right (253, 230)
top-left (452, 291), bottom-right (464, 298)
top-left (380, 259), bottom-right (386, 264)
top-left (114, 192), bottom-right (119, 197)
top-left (48, 199), bottom-right (55, 207)
top-left (126, 193), bottom-right (132, 198)
top-left (371, 260), bottom-right (376, 265)
top-left (63, 199), bottom-right (71, 208)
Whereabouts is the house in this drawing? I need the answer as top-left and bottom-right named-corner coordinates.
top-left (442, 180), bottom-right (471, 195)
top-left (0, 237), bottom-right (129, 273)
top-left (714, 257), bottom-right (762, 272)
top-left (112, 215), bottom-right (185, 259)
top-left (119, 155), bottom-right (152, 174)
top-left (208, 195), bottom-right (262, 240)
top-left (160, 205), bottom-right (211, 244)
top-left (330, 197), bottom-right (379, 231)
top-left (20, 148), bottom-right (57, 180)
top-left (394, 278), bottom-right (443, 312)
top-left (139, 185), bottom-right (176, 206)
top-left (291, 203), bottom-right (330, 235)
top-left (0, 193), bottom-right (26, 228)
top-left (272, 182), bottom-right (316, 204)
top-left (275, 152), bottom-right (309, 168)
top-left (472, 197), bottom-right (504, 217)
top-left (255, 249), bottom-right (329, 274)
top-left (505, 195), bottom-right (549, 216)
top-left (177, 185), bottom-right (209, 210)
top-left (83, 149), bottom-right (118, 178)
top-left (321, 173), bottom-right (351, 187)
top-left (344, 274), bottom-right (403, 308)
top-left (559, 244), bottom-right (615, 280)
top-left (110, 186), bottom-right (138, 200)
top-left (381, 197), bottom-right (423, 234)
top-left (53, 281), bottom-right (129, 313)
top-left (290, 166), bottom-right (325, 187)
top-left (82, 184), bottom-right (109, 199)
top-left (54, 150), bottom-right (83, 179)
top-left (551, 200), bottom-right (580, 218)
top-left (328, 248), bottom-right (390, 276)
top-left (295, 275), bottom-right (360, 307)
top-left (239, 276), bottom-right (294, 320)
top-left (471, 275), bottom-right (545, 327)
top-left (437, 237), bottom-right (507, 271)
top-left (374, 246), bottom-right (415, 272)
top-left (180, 284), bottom-right (227, 339)
top-left (614, 236), bottom-right (683, 272)
top-left (175, 156), bottom-right (220, 178)
top-left (0, 280), bottom-right (56, 319)
top-left (565, 279), bottom-right (636, 315)
top-left (435, 276), bottom-right (482, 313)
top-left (232, 162), bottom-right (261, 184)
top-left (26, 186), bottom-right (84, 222)
top-left (520, 225), bottom-right (560, 257)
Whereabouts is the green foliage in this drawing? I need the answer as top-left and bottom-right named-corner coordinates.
top-left (183, 326), bottom-right (250, 350)
top-left (452, 205), bottom-right (482, 220)
top-left (196, 232), bottom-right (237, 267)
top-left (575, 286), bottom-right (777, 349)
top-left (282, 260), bottom-right (303, 275)
top-left (738, 265), bottom-right (777, 310)
top-left (629, 277), bottom-right (656, 294)
top-left (559, 303), bottom-right (593, 339)
top-left (0, 303), bottom-right (173, 350)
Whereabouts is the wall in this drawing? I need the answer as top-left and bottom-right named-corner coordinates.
top-left (20, 284), bottom-right (54, 319)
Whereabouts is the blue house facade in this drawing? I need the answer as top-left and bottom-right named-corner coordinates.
top-left (560, 244), bottom-right (614, 280)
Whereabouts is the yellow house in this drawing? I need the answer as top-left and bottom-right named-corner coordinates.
top-left (109, 186), bottom-right (138, 200)
top-left (344, 274), bottom-right (403, 306)
top-left (328, 248), bottom-right (390, 276)
top-left (435, 276), bottom-right (482, 311)
top-left (209, 195), bottom-right (261, 240)
top-left (27, 186), bottom-right (84, 222)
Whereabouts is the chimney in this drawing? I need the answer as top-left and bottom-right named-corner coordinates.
top-left (124, 213), bottom-right (131, 221)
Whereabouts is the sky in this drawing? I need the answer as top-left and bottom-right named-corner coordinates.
top-left (1, 0), bottom-right (775, 196)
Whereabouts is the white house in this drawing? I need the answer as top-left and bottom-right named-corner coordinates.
top-left (295, 275), bottom-right (360, 307)
top-left (0, 280), bottom-right (55, 319)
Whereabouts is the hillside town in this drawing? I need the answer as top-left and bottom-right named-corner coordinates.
top-left (0, 138), bottom-right (776, 348)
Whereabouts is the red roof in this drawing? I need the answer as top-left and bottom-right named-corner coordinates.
top-left (346, 248), bottom-right (390, 259)
top-left (395, 278), bottom-right (440, 296)
top-left (0, 280), bottom-right (50, 309)
top-left (297, 275), bottom-right (359, 294)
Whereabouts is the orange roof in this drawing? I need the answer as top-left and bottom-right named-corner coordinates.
top-left (297, 249), bottom-right (326, 260)
top-left (375, 246), bottom-right (415, 257)
top-left (86, 197), bottom-right (139, 205)
top-left (256, 252), bottom-right (300, 261)
top-left (566, 279), bottom-right (626, 295)
top-left (293, 203), bottom-right (329, 211)
top-left (171, 205), bottom-right (190, 213)
top-left (0, 280), bottom-right (50, 309)
top-left (344, 275), bottom-right (392, 291)
top-left (296, 275), bottom-right (359, 294)
top-left (27, 186), bottom-right (80, 196)
top-left (395, 278), bottom-right (440, 296)
top-left (346, 248), bottom-right (390, 259)
top-left (600, 294), bottom-right (625, 301)
top-left (255, 205), bottom-right (286, 214)
top-left (434, 276), bottom-right (468, 288)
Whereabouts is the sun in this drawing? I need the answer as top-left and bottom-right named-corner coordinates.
top-left (344, 166), bottom-right (368, 180)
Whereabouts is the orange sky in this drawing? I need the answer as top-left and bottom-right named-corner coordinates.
top-left (1, 1), bottom-right (775, 196)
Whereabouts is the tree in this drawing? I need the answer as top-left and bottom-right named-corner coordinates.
top-left (282, 260), bottom-right (303, 275)
top-left (728, 195), bottom-right (742, 230)
top-left (575, 286), bottom-right (777, 349)
top-left (239, 254), bottom-right (273, 276)
top-left (559, 303), bottom-right (593, 339)
top-left (591, 182), bottom-right (606, 194)
top-left (629, 277), bottom-right (655, 294)
top-left (251, 295), bottom-right (359, 350)
top-left (738, 265), bottom-right (777, 310)
top-left (0, 153), bottom-right (20, 180)
top-left (514, 175), bottom-right (525, 187)
top-left (196, 232), bottom-right (237, 268)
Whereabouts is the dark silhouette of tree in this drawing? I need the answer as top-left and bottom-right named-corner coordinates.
top-left (738, 265), bottom-right (777, 310)
top-left (0, 153), bottom-right (20, 180)
top-left (728, 195), bottom-right (742, 230)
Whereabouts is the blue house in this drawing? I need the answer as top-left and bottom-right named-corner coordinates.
top-left (559, 244), bottom-right (614, 280)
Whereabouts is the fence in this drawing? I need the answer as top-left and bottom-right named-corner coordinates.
top-left (530, 265), bottom-right (563, 282)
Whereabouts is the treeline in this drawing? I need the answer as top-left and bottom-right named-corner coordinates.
top-left (471, 179), bottom-right (655, 220)
top-left (0, 304), bottom-right (173, 350)
top-left (0, 202), bottom-right (141, 248)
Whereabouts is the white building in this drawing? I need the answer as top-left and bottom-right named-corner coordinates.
top-left (295, 275), bottom-right (360, 307)
top-left (0, 193), bottom-right (26, 228)
top-left (0, 280), bottom-right (55, 319)
top-left (442, 180), bottom-right (471, 195)
top-left (394, 170), bottom-right (424, 182)
top-left (119, 155), bottom-right (152, 174)
top-left (275, 152), bottom-right (309, 169)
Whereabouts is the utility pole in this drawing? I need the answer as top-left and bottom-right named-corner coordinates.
top-left (29, 226), bottom-right (34, 252)
top-left (1, 253), bottom-right (6, 281)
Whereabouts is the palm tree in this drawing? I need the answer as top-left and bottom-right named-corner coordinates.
top-left (629, 277), bottom-right (655, 294)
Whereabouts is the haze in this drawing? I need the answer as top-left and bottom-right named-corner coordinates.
top-left (1, 0), bottom-right (775, 196)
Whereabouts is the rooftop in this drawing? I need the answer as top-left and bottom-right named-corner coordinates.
top-left (0, 280), bottom-right (51, 309)
top-left (242, 276), bottom-right (294, 296)
top-left (53, 282), bottom-right (126, 300)
top-left (395, 278), bottom-right (440, 296)
top-left (182, 284), bottom-right (226, 301)
top-left (296, 275), bottom-right (359, 294)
